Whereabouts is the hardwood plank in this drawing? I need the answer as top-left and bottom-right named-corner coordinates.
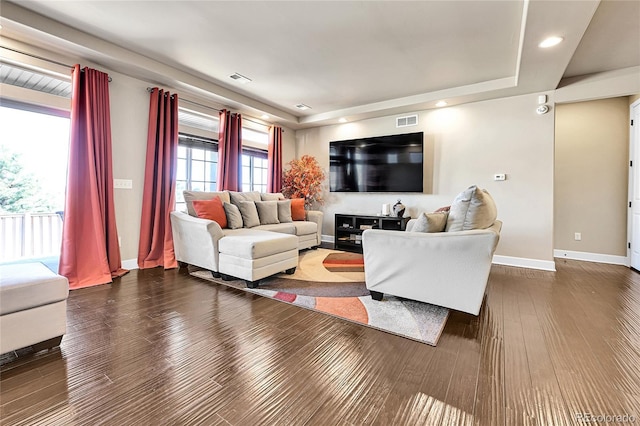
top-left (1, 261), bottom-right (639, 425)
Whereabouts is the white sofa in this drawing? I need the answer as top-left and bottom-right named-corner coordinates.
top-left (170, 190), bottom-right (323, 287)
top-left (362, 185), bottom-right (501, 315)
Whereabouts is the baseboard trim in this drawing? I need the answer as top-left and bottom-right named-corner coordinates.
top-left (322, 235), bottom-right (335, 244)
top-left (553, 250), bottom-right (629, 266)
top-left (492, 255), bottom-right (556, 272)
top-left (122, 258), bottom-right (139, 270)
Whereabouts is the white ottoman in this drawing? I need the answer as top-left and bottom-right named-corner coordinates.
top-left (0, 262), bottom-right (69, 355)
top-left (218, 229), bottom-right (299, 288)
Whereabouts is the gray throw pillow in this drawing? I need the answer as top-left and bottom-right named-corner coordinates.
top-left (260, 192), bottom-right (285, 201)
top-left (229, 191), bottom-right (261, 206)
top-left (411, 212), bottom-right (448, 233)
top-left (445, 185), bottom-right (497, 232)
top-left (277, 200), bottom-right (293, 223)
top-left (183, 190), bottom-right (230, 216)
top-left (237, 201), bottom-right (261, 228)
top-left (223, 202), bottom-right (243, 229)
top-left (255, 201), bottom-right (280, 225)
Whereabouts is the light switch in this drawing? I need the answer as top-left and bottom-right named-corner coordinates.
top-left (494, 173), bottom-right (506, 181)
top-left (114, 179), bottom-right (133, 189)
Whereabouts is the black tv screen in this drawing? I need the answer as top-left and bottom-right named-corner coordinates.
top-left (330, 132), bottom-right (423, 192)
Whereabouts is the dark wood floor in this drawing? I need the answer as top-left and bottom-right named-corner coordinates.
top-left (1, 259), bottom-right (639, 425)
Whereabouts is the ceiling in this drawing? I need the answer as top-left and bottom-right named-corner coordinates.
top-left (1, 0), bottom-right (638, 128)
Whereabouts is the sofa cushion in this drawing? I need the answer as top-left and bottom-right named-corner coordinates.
top-left (292, 221), bottom-right (318, 236)
top-left (254, 223), bottom-right (296, 234)
top-left (411, 212), bottom-right (448, 233)
top-left (184, 190), bottom-right (230, 216)
top-left (255, 201), bottom-right (280, 225)
top-left (219, 229), bottom-right (298, 259)
top-left (0, 263), bottom-right (69, 316)
top-left (238, 201), bottom-right (261, 228)
top-left (291, 198), bottom-right (306, 221)
top-left (446, 185), bottom-right (497, 232)
top-left (223, 202), bottom-right (244, 229)
top-left (192, 197), bottom-right (227, 228)
top-left (260, 192), bottom-right (285, 201)
top-left (277, 200), bottom-right (293, 223)
top-left (229, 191), bottom-right (261, 206)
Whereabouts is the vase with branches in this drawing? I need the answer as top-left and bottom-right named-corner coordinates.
top-left (281, 155), bottom-right (325, 208)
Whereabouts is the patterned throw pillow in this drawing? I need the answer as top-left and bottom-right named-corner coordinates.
top-left (192, 197), bottom-right (227, 228)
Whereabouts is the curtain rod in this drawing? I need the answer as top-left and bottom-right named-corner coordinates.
top-left (146, 86), bottom-right (276, 130)
top-left (1, 46), bottom-right (113, 82)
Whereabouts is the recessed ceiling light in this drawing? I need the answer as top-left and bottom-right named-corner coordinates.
top-left (261, 114), bottom-right (270, 120)
top-left (295, 103), bottom-right (311, 110)
top-left (229, 72), bottom-right (252, 84)
top-left (436, 101), bottom-right (448, 107)
top-left (339, 118), bottom-right (347, 123)
top-left (538, 36), bottom-right (564, 48)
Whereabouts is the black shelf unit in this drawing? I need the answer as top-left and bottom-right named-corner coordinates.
top-left (334, 213), bottom-right (410, 253)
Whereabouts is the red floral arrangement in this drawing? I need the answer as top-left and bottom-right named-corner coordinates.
top-left (281, 155), bottom-right (325, 207)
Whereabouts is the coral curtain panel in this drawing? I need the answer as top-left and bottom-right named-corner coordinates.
top-left (59, 65), bottom-right (128, 289)
top-left (267, 126), bottom-right (283, 192)
top-left (216, 109), bottom-right (242, 191)
top-left (138, 88), bottom-right (179, 269)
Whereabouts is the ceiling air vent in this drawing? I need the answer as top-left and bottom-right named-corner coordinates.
top-left (396, 114), bottom-right (418, 128)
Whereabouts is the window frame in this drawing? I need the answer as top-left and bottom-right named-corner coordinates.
top-left (242, 147), bottom-right (268, 193)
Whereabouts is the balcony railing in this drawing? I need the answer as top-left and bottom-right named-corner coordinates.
top-left (0, 212), bottom-right (63, 261)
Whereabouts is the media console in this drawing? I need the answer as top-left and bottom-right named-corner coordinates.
top-left (334, 213), bottom-right (411, 253)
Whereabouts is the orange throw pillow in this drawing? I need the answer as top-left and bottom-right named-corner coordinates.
top-left (192, 197), bottom-right (228, 228)
top-left (290, 198), bottom-right (306, 221)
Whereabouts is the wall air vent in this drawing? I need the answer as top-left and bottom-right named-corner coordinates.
top-left (396, 114), bottom-right (418, 128)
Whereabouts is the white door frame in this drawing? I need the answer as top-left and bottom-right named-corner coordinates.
top-left (627, 99), bottom-right (640, 269)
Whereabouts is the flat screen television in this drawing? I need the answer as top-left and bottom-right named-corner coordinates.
top-left (329, 132), bottom-right (423, 192)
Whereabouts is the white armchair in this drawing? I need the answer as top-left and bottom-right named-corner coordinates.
top-left (362, 220), bottom-right (501, 316)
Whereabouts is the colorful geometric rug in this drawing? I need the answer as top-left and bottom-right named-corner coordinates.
top-left (190, 248), bottom-right (449, 346)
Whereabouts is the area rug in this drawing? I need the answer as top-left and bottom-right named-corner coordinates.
top-left (190, 248), bottom-right (449, 346)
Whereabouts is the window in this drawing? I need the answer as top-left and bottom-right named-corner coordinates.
top-left (242, 149), bottom-right (268, 193)
top-left (0, 104), bottom-right (70, 260)
top-left (175, 134), bottom-right (269, 211)
top-left (176, 135), bottom-right (218, 211)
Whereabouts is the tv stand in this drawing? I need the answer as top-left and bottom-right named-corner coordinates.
top-left (334, 213), bottom-right (410, 253)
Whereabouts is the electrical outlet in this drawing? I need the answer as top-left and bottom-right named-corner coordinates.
top-left (574, 232), bottom-right (582, 241)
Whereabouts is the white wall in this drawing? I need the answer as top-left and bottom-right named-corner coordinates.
top-left (107, 71), bottom-right (151, 262)
top-left (296, 92), bottom-right (556, 266)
